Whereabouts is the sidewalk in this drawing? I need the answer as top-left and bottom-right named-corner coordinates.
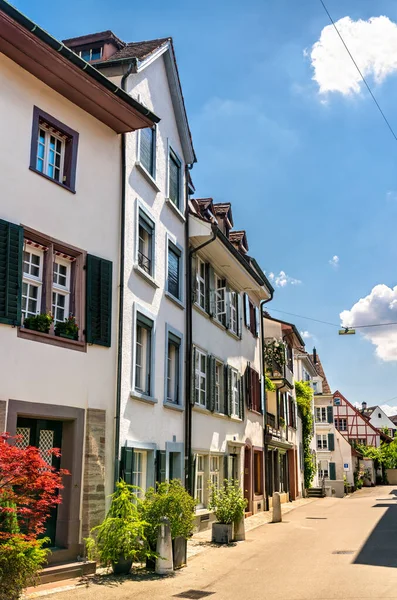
top-left (25, 496), bottom-right (317, 598)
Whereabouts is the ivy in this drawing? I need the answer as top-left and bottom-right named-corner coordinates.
top-left (295, 381), bottom-right (316, 489)
top-left (265, 376), bottom-right (276, 392)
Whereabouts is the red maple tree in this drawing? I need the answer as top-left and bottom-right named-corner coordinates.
top-left (0, 433), bottom-right (68, 540)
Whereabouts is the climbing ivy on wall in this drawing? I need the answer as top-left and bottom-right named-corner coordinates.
top-left (295, 381), bottom-right (316, 489)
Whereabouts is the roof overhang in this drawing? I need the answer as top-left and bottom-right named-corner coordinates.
top-left (0, 1), bottom-right (159, 133)
top-left (189, 214), bottom-right (271, 300)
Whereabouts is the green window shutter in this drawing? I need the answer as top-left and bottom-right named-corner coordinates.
top-left (328, 433), bottom-right (335, 451)
top-left (191, 346), bottom-right (197, 405)
top-left (244, 293), bottom-right (250, 329)
top-left (192, 454), bottom-right (197, 498)
top-left (225, 365), bottom-right (232, 417)
top-left (327, 406), bottom-right (333, 423)
top-left (191, 255), bottom-right (197, 304)
top-left (204, 263), bottom-right (210, 313)
top-left (225, 284), bottom-right (231, 329)
top-left (237, 293), bottom-right (243, 338)
top-left (0, 219), bottom-right (23, 326)
top-left (86, 254), bottom-right (112, 347)
top-left (245, 363), bottom-right (252, 410)
top-left (238, 374), bottom-right (244, 420)
top-left (156, 450), bottom-right (167, 484)
top-left (120, 447), bottom-right (134, 485)
top-left (223, 454), bottom-right (229, 480)
top-left (206, 354), bottom-right (212, 411)
top-left (208, 265), bottom-right (215, 316)
top-left (254, 307), bottom-right (260, 338)
top-left (208, 355), bottom-right (216, 412)
top-left (329, 462), bottom-right (336, 480)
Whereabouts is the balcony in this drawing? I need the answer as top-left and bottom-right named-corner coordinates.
top-left (265, 412), bottom-right (287, 444)
top-left (265, 359), bottom-right (294, 390)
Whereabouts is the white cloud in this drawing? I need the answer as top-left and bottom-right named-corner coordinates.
top-left (301, 330), bottom-right (313, 339)
top-left (329, 255), bottom-right (339, 268)
top-left (268, 271), bottom-right (302, 288)
top-left (386, 190), bottom-right (397, 202)
top-left (380, 404), bottom-right (397, 417)
top-left (310, 16), bottom-right (397, 96)
top-left (340, 284), bottom-right (397, 361)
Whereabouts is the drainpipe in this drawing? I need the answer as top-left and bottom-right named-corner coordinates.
top-left (114, 60), bottom-right (137, 488)
top-left (185, 220), bottom-right (218, 494)
top-left (260, 293), bottom-right (274, 511)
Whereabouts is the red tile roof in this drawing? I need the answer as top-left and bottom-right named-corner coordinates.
top-left (103, 38), bottom-right (171, 62)
top-left (63, 30), bottom-right (125, 49)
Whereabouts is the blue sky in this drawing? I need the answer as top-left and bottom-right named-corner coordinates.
top-left (12, 0), bottom-right (397, 411)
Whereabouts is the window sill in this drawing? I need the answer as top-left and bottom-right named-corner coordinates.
top-left (193, 404), bottom-right (211, 415)
top-left (133, 264), bottom-right (159, 289)
top-left (193, 303), bottom-right (209, 318)
top-left (130, 391), bottom-right (158, 404)
top-left (135, 161), bottom-right (161, 192)
top-left (248, 409), bottom-right (263, 417)
top-left (29, 166), bottom-right (76, 194)
top-left (163, 401), bottom-right (184, 412)
top-left (230, 415), bottom-right (242, 422)
top-left (17, 327), bottom-right (86, 352)
top-left (165, 197), bottom-right (186, 222)
top-left (165, 291), bottom-right (185, 310)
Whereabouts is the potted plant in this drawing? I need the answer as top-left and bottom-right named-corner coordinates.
top-left (209, 479), bottom-right (247, 544)
top-left (279, 416), bottom-right (286, 429)
top-left (141, 480), bottom-right (196, 569)
top-left (54, 316), bottom-right (79, 340)
top-left (23, 312), bottom-right (53, 334)
top-left (85, 480), bottom-right (154, 575)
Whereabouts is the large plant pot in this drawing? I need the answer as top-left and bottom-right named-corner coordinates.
top-left (172, 536), bottom-right (187, 569)
top-left (233, 516), bottom-right (245, 542)
top-left (112, 556), bottom-right (133, 575)
top-left (212, 522), bottom-right (233, 544)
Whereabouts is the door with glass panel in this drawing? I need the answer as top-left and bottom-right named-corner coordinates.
top-left (15, 418), bottom-right (63, 546)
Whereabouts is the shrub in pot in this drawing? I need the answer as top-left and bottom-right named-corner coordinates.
top-left (0, 535), bottom-right (48, 600)
top-left (209, 478), bottom-right (247, 544)
top-left (85, 480), bottom-right (155, 575)
top-left (23, 313), bottom-right (53, 334)
top-left (54, 316), bottom-right (79, 340)
top-left (141, 479), bottom-right (196, 569)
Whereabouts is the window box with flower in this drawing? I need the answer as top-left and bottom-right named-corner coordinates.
top-left (54, 316), bottom-right (79, 340)
top-left (23, 312), bottom-right (53, 334)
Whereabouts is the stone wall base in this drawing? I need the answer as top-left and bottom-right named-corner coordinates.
top-left (82, 409), bottom-right (106, 539)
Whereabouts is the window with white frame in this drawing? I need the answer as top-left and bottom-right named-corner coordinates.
top-left (166, 332), bottom-right (181, 404)
top-left (316, 434), bottom-right (328, 450)
top-left (140, 127), bottom-right (156, 177)
top-left (137, 209), bottom-right (154, 276)
top-left (231, 368), bottom-right (240, 417)
top-left (196, 258), bottom-right (206, 310)
top-left (135, 312), bottom-right (153, 396)
top-left (167, 242), bottom-right (181, 300)
top-left (215, 274), bottom-right (226, 326)
top-left (196, 454), bottom-right (205, 507)
top-left (52, 257), bottom-right (71, 325)
top-left (315, 407), bottom-right (327, 423)
top-left (230, 290), bottom-right (238, 334)
top-left (335, 418), bottom-right (347, 431)
top-left (79, 46), bottom-right (103, 61)
top-left (132, 450), bottom-right (147, 498)
top-left (22, 247), bottom-right (43, 319)
top-left (312, 381), bottom-right (319, 394)
top-left (215, 360), bottom-right (225, 414)
top-left (195, 348), bottom-right (207, 406)
top-left (210, 456), bottom-right (220, 489)
top-left (36, 122), bottom-right (66, 184)
top-left (168, 148), bottom-right (181, 208)
top-left (318, 460), bottom-right (329, 479)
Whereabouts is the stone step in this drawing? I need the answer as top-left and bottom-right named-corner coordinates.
top-left (39, 560), bottom-right (96, 585)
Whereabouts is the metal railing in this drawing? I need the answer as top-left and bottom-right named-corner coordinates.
top-left (138, 251), bottom-right (151, 274)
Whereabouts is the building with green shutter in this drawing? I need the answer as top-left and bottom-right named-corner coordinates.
top-left (188, 199), bottom-right (273, 528)
top-left (62, 30), bottom-right (196, 496)
top-left (0, 1), bottom-right (157, 566)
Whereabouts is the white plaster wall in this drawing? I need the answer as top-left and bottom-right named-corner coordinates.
top-left (368, 409), bottom-right (396, 435)
top-left (335, 430), bottom-right (354, 484)
top-left (0, 55), bottom-right (121, 500)
top-left (111, 56), bottom-right (186, 451)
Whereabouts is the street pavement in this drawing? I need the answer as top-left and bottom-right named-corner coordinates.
top-left (28, 486), bottom-right (397, 600)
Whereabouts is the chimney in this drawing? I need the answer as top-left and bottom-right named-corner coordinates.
top-left (362, 401), bottom-right (367, 412)
top-left (313, 347), bottom-right (317, 364)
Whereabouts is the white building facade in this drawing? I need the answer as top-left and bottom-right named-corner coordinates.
top-left (0, 5), bottom-right (156, 562)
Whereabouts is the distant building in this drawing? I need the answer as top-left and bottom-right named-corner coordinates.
top-left (360, 403), bottom-right (396, 438)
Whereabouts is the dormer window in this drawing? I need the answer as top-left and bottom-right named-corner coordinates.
top-left (79, 46), bottom-right (103, 62)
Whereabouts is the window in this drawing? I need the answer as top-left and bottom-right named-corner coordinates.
top-left (215, 274), bottom-right (226, 325)
top-left (312, 381), bottom-right (319, 394)
top-left (140, 127), bottom-right (156, 177)
top-left (167, 242), bottom-right (181, 300)
top-left (210, 456), bottom-right (220, 489)
top-left (30, 107), bottom-right (78, 192)
top-left (288, 396), bottom-right (296, 429)
top-left (378, 413), bottom-right (382, 419)
top-left (52, 257), bottom-right (71, 325)
top-left (196, 454), bottom-right (205, 507)
top-left (318, 460), bottom-right (329, 479)
top-left (79, 46), bottom-right (103, 61)
top-left (166, 332), bottom-right (181, 404)
top-left (357, 438), bottom-right (366, 446)
top-left (316, 434), bottom-right (328, 450)
top-left (247, 366), bottom-right (261, 414)
top-left (315, 407), bottom-right (327, 423)
top-left (137, 209), bottom-right (154, 277)
top-left (215, 360), bottom-right (225, 414)
top-left (135, 313), bottom-right (153, 396)
top-left (254, 451), bottom-right (263, 495)
top-left (22, 247), bottom-right (43, 319)
top-left (230, 290), bottom-right (238, 334)
top-left (196, 258), bottom-right (206, 310)
top-left (133, 450), bottom-right (147, 498)
top-left (195, 348), bottom-right (207, 407)
top-left (335, 418), bottom-right (347, 431)
top-left (231, 368), bottom-right (240, 417)
top-left (168, 148), bottom-right (181, 208)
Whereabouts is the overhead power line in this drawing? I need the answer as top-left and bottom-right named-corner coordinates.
top-left (268, 308), bottom-right (397, 330)
top-left (319, 0), bottom-right (397, 144)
